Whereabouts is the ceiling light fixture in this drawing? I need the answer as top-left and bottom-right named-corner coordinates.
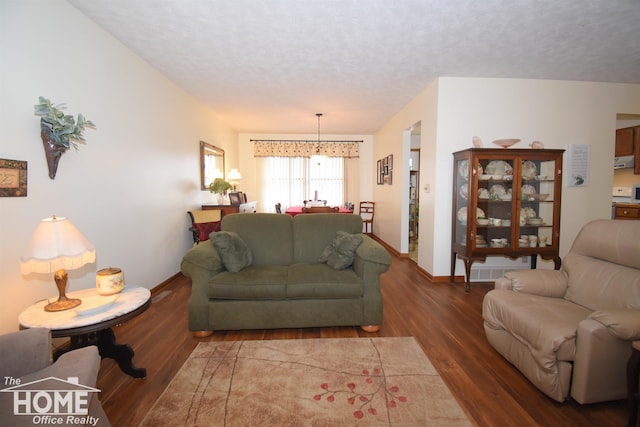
top-left (310, 113), bottom-right (327, 165)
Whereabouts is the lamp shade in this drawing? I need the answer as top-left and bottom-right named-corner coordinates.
top-left (228, 169), bottom-right (242, 180)
top-left (20, 216), bottom-right (96, 275)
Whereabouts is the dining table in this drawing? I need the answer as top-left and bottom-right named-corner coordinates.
top-left (285, 206), bottom-right (353, 217)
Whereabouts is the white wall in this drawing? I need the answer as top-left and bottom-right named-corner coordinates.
top-left (376, 77), bottom-right (640, 278)
top-left (237, 133), bottom-right (373, 212)
top-left (0, 0), bottom-right (237, 333)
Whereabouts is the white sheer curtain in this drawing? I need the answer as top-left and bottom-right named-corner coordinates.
top-left (262, 156), bottom-right (344, 212)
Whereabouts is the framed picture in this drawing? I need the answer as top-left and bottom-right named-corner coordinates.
top-left (387, 170), bottom-right (393, 185)
top-left (387, 154), bottom-right (393, 170)
top-left (229, 191), bottom-right (244, 205)
top-left (566, 144), bottom-right (590, 187)
top-left (377, 160), bottom-right (383, 185)
top-left (0, 158), bottom-right (27, 197)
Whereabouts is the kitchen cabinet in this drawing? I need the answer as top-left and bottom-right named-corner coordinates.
top-left (451, 148), bottom-right (564, 292)
top-left (616, 127), bottom-right (635, 157)
top-left (613, 203), bottom-right (640, 220)
top-left (615, 125), bottom-right (640, 175)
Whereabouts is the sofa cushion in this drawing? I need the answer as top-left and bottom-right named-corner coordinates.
top-left (319, 231), bottom-right (363, 270)
top-left (292, 214), bottom-right (363, 263)
top-left (222, 213), bottom-right (293, 266)
top-left (208, 266), bottom-right (288, 299)
top-left (483, 289), bottom-right (592, 366)
top-left (212, 231), bottom-right (252, 272)
top-left (287, 263), bottom-right (363, 298)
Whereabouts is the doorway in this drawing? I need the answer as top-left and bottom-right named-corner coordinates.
top-left (409, 123), bottom-right (421, 263)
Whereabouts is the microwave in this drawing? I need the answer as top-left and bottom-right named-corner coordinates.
top-left (633, 184), bottom-right (640, 202)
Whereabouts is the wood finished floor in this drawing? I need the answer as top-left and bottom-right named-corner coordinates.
top-left (97, 254), bottom-right (628, 427)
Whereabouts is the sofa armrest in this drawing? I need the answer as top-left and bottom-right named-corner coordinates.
top-left (588, 309), bottom-right (640, 341)
top-left (181, 239), bottom-right (224, 278)
top-left (354, 235), bottom-right (392, 267)
top-left (0, 328), bottom-right (52, 379)
top-left (495, 269), bottom-right (568, 297)
top-left (181, 239), bottom-right (225, 332)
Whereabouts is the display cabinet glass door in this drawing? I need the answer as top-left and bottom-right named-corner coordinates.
top-left (451, 148), bottom-right (563, 292)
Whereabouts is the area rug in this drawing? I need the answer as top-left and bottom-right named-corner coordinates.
top-left (141, 337), bottom-right (471, 426)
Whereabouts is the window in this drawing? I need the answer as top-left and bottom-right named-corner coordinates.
top-left (262, 156), bottom-right (344, 211)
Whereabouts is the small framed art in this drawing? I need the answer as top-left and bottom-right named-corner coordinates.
top-left (0, 158), bottom-right (27, 197)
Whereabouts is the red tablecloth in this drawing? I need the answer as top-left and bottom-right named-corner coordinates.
top-left (285, 206), bottom-right (353, 217)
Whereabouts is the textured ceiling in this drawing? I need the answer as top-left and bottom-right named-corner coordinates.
top-left (68, 0), bottom-right (640, 134)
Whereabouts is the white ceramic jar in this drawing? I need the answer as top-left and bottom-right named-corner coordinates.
top-left (96, 267), bottom-right (125, 295)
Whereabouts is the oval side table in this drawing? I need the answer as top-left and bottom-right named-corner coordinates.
top-left (19, 286), bottom-right (151, 378)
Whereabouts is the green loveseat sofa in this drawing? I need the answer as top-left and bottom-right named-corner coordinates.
top-left (180, 213), bottom-right (391, 337)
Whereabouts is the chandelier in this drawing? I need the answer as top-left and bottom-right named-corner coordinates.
top-left (310, 113), bottom-right (327, 165)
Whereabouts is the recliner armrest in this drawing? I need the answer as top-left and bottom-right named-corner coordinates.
top-left (495, 269), bottom-right (568, 297)
top-left (588, 309), bottom-right (640, 341)
top-left (0, 328), bottom-right (51, 378)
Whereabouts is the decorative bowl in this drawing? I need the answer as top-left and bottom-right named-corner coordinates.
top-left (492, 138), bottom-right (521, 148)
top-left (477, 218), bottom-right (490, 225)
top-left (527, 218), bottom-right (544, 225)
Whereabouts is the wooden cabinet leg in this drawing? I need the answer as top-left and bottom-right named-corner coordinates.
top-left (463, 259), bottom-right (473, 293)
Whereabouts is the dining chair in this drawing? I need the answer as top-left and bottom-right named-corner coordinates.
top-left (359, 201), bottom-right (375, 234)
top-left (187, 209), bottom-right (222, 244)
top-left (301, 206), bottom-right (339, 213)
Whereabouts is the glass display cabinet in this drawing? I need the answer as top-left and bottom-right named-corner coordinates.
top-left (451, 148), bottom-right (564, 292)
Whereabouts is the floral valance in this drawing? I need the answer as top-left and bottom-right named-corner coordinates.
top-left (253, 140), bottom-right (360, 158)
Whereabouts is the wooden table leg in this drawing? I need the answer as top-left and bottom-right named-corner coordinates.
top-left (95, 328), bottom-right (147, 378)
top-left (56, 329), bottom-right (147, 378)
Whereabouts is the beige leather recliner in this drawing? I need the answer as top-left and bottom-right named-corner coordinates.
top-left (482, 219), bottom-right (640, 404)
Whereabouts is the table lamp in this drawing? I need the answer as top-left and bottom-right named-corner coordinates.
top-left (228, 168), bottom-right (242, 190)
top-left (20, 216), bottom-right (96, 312)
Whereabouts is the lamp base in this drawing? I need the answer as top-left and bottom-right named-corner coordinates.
top-left (43, 269), bottom-right (82, 312)
top-left (45, 297), bottom-right (82, 312)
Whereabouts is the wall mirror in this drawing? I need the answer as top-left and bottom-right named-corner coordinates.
top-left (200, 141), bottom-right (225, 190)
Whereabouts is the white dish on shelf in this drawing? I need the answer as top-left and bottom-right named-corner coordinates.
top-left (519, 207), bottom-right (537, 226)
top-left (457, 207), bottom-right (485, 225)
top-left (490, 184), bottom-right (507, 197)
top-left (459, 183), bottom-right (468, 200)
top-left (522, 160), bottom-right (537, 180)
top-left (458, 160), bottom-right (468, 180)
top-left (484, 160), bottom-right (513, 176)
top-left (522, 184), bottom-right (537, 195)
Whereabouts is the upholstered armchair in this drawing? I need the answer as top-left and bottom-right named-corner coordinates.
top-left (0, 328), bottom-right (109, 426)
top-left (483, 219), bottom-right (640, 404)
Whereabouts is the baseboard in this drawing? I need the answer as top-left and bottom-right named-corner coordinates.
top-left (151, 272), bottom-right (183, 297)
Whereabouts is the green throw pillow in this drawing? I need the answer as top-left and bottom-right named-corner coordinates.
top-left (319, 231), bottom-right (363, 270)
top-left (213, 231), bottom-right (252, 272)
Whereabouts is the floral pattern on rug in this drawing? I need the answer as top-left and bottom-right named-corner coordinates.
top-left (141, 337), bottom-right (471, 426)
top-left (313, 367), bottom-right (408, 420)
